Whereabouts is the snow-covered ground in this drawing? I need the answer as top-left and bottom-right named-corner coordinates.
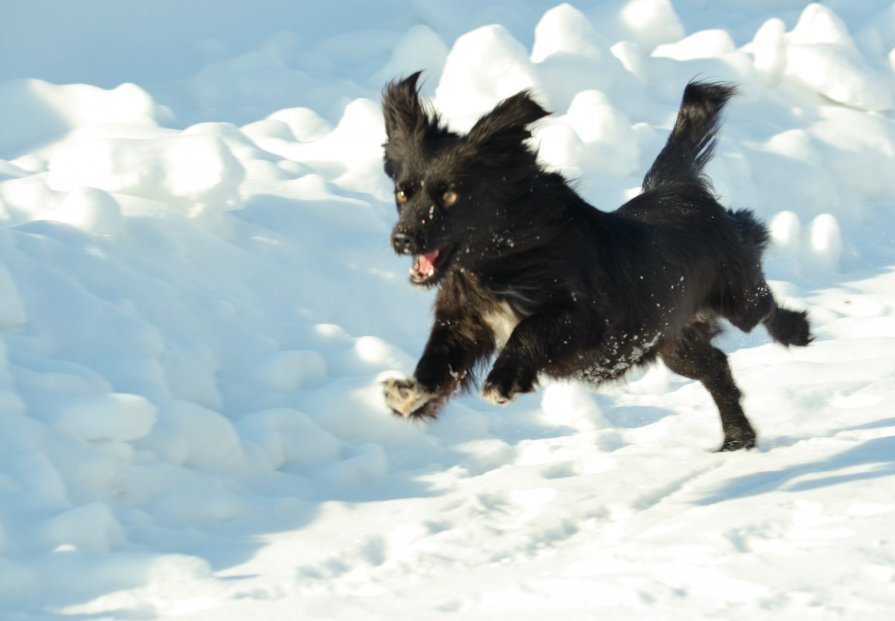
top-left (1, 0), bottom-right (894, 618)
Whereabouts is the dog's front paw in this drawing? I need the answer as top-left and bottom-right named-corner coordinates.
top-left (382, 377), bottom-right (444, 420)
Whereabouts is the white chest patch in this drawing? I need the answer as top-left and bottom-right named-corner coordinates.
top-left (482, 301), bottom-right (521, 350)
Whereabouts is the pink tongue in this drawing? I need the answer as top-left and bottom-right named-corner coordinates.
top-left (414, 249), bottom-right (440, 276)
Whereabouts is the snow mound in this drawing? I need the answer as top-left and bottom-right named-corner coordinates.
top-left (0, 80), bottom-right (163, 157)
top-left (780, 4), bottom-right (895, 110)
top-left (47, 131), bottom-right (245, 216)
top-left (435, 25), bottom-right (541, 129)
top-left (532, 4), bottom-right (608, 63)
top-left (653, 29), bottom-right (737, 60)
top-left (618, 0), bottom-right (685, 51)
top-left (51, 392), bottom-right (156, 443)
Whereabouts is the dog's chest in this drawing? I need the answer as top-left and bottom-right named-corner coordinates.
top-left (482, 301), bottom-right (521, 350)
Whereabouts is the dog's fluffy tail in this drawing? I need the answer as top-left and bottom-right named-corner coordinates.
top-left (642, 81), bottom-right (736, 192)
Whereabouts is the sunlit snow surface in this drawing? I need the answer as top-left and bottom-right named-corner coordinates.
top-left (1, 1), bottom-right (895, 619)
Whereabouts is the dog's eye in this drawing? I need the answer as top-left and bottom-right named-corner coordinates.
top-left (396, 189), bottom-right (409, 204)
top-left (442, 191), bottom-right (458, 207)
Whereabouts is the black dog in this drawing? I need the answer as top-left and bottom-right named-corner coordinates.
top-left (380, 73), bottom-right (811, 451)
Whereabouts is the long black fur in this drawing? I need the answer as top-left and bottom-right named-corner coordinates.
top-left (380, 73), bottom-right (812, 451)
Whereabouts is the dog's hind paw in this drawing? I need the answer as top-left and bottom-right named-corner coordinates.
top-left (718, 435), bottom-right (757, 452)
top-left (382, 377), bottom-right (443, 420)
top-left (765, 307), bottom-right (812, 348)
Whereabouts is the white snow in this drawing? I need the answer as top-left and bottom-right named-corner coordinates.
top-left (1, 0), bottom-right (895, 619)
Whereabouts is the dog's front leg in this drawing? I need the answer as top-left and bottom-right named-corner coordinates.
top-left (482, 305), bottom-right (597, 405)
top-left (384, 317), bottom-right (493, 419)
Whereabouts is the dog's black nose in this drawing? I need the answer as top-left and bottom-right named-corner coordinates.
top-left (392, 231), bottom-right (414, 255)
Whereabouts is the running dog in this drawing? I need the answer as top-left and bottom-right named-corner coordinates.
top-left (380, 74), bottom-right (811, 450)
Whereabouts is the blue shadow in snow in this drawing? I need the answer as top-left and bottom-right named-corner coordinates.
top-left (695, 435), bottom-right (895, 505)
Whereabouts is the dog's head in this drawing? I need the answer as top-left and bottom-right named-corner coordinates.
top-left (381, 72), bottom-right (549, 287)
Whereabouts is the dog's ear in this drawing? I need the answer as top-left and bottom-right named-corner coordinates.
top-left (466, 91), bottom-right (549, 152)
top-left (382, 71), bottom-right (429, 142)
top-left (382, 72), bottom-right (447, 177)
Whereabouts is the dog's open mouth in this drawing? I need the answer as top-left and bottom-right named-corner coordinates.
top-left (410, 245), bottom-right (456, 286)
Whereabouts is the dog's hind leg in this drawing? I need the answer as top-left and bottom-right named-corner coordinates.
top-left (723, 281), bottom-right (812, 348)
top-left (659, 323), bottom-right (757, 451)
top-left (721, 209), bottom-right (811, 346)
top-left (763, 303), bottom-right (812, 347)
